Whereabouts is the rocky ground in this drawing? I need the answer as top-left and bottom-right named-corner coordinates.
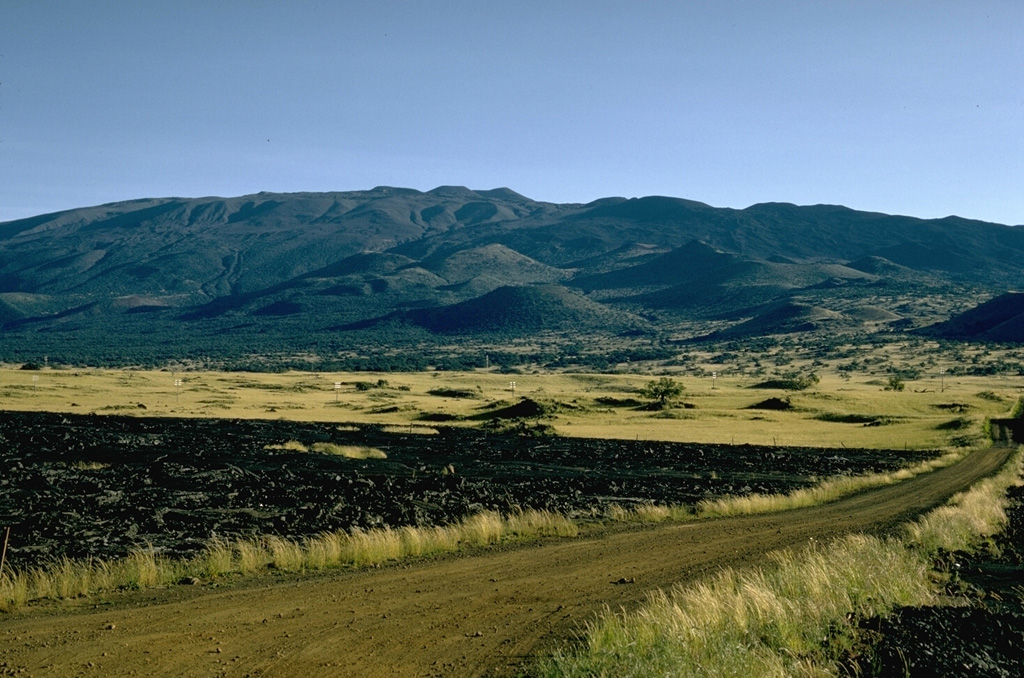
top-left (0, 409), bottom-right (933, 569)
top-left (844, 483), bottom-right (1024, 677)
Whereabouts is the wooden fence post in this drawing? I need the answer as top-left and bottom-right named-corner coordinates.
top-left (0, 526), bottom-right (10, 576)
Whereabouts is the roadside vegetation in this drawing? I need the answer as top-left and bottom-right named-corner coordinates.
top-left (0, 442), bottom-right (1005, 612)
top-left (2, 357), bottom-right (1021, 652)
top-left (536, 447), bottom-right (1023, 678)
top-left (603, 447), bottom-right (966, 525)
top-left (0, 509), bottom-right (577, 611)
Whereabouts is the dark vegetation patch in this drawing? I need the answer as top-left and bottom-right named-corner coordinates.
top-left (594, 396), bottom-right (645, 408)
top-left (934, 402), bottom-right (972, 413)
top-left (427, 387), bottom-right (479, 399)
top-left (749, 374), bottom-right (820, 391)
top-left (415, 412), bottom-right (463, 422)
top-left (747, 397), bottom-right (794, 411)
top-left (0, 410), bottom-right (937, 570)
top-left (469, 397), bottom-right (583, 421)
top-left (813, 412), bottom-right (881, 424)
top-left (935, 417), bottom-right (973, 431)
top-left (813, 412), bottom-right (904, 426)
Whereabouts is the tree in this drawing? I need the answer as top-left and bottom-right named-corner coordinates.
top-left (885, 375), bottom-right (906, 392)
top-left (641, 377), bottom-right (684, 409)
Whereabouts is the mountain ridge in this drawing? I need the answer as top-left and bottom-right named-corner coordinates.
top-left (1, 187), bottom-right (1021, 365)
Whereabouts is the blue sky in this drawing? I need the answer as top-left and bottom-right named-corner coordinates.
top-left (2, 1), bottom-right (1022, 224)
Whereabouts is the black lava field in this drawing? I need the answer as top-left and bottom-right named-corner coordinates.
top-left (845, 482), bottom-right (1024, 677)
top-left (0, 410), bottom-right (936, 569)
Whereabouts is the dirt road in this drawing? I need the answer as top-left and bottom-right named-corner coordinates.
top-left (0, 446), bottom-right (1012, 678)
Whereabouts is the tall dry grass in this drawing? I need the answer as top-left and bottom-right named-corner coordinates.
top-left (539, 446), bottom-right (1022, 677)
top-left (0, 509), bottom-right (576, 611)
top-left (603, 449), bottom-right (965, 525)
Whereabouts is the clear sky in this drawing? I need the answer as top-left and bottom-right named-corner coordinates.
top-left (2, 1), bottom-right (1022, 225)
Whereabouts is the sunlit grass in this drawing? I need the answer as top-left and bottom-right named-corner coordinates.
top-left (263, 440), bottom-right (387, 459)
top-left (0, 509), bottom-right (577, 610)
top-left (309, 442), bottom-right (387, 459)
top-left (2, 366), bottom-right (1019, 449)
top-left (537, 446), bottom-right (1023, 678)
top-left (695, 449), bottom-right (964, 519)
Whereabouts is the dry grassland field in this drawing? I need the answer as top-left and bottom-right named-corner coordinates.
top-left (1, 352), bottom-right (1023, 678)
top-left (2, 361), bottom-right (1020, 450)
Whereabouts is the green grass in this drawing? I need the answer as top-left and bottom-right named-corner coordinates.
top-left (536, 446), bottom-right (1023, 678)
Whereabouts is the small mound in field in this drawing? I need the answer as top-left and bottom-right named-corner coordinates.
top-left (814, 413), bottom-right (880, 424)
top-left (480, 419), bottom-right (559, 436)
top-left (479, 397), bottom-right (553, 419)
top-left (594, 396), bottom-right (645, 408)
top-left (935, 417), bottom-right (972, 431)
top-left (427, 388), bottom-right (479, 399)
top-left (416, 412), bottom-right (464, 422)
top-left (934, 402), bottom-right (971, 413)
top-left (747, 397), bottom-right (794, 411)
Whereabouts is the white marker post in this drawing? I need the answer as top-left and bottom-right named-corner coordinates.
top-left (174, 379), bottom-right (182, 402)
top-left (939, 367), bottom-right (945, 393)
top-left (711, 371), bottom-right (717, 390)
top-left (32, 375), bottom-right (39, 391)
top-left (510, 381), bottom-right (516, 397)
top-left (334, 381), bottom-right (342, 403)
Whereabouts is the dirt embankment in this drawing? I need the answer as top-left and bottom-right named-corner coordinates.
top-left (0, 445), bottom-right (1012, 678)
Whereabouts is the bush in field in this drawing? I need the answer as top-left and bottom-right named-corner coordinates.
top-left (641, 377), bottom-right (685, 409)
top-left (751, 372), bottom-right (820, 391)
top-left (885, 375), bottom-right (906, 392)
top-left (427, 387), bottom-right (479, 399)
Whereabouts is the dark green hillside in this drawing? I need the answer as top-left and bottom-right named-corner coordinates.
top-left (922, 292), bottom-right (1024, 343)
top-left (1, 185), bottom-right (1022, 365)
top-left (416, 244), bottom-right (570, 287)
top-left (404, 284), bottom-right (644, 335)
top-left (571, 240), bottom-right (735, 292)
top-left (701, 302), bottom-right (846, 340)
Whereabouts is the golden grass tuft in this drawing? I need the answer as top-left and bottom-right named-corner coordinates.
top-left (262, 441), bottom-right (387, 459)
top-left (263, 440), bottom-right (309, 452)
top-left (309, 442), bottom-right (387, 459)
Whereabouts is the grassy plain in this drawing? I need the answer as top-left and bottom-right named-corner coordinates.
top-left (1, 362), bottom-right (1020, 450)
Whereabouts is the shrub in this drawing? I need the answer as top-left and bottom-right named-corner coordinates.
top-left (885, 375), bottom-right (906, 392)
top-left (640, 377), bottom-right (684, 408)
top-left (427, 388), bottom-right (478, 399)
top-left (751, 372), bottom-right (819, 391)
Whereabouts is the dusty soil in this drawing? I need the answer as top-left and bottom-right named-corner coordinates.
top-left (0, 410), bottom-right (929, 569)
top-left (0, 445), bottom-right (1011, 678)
